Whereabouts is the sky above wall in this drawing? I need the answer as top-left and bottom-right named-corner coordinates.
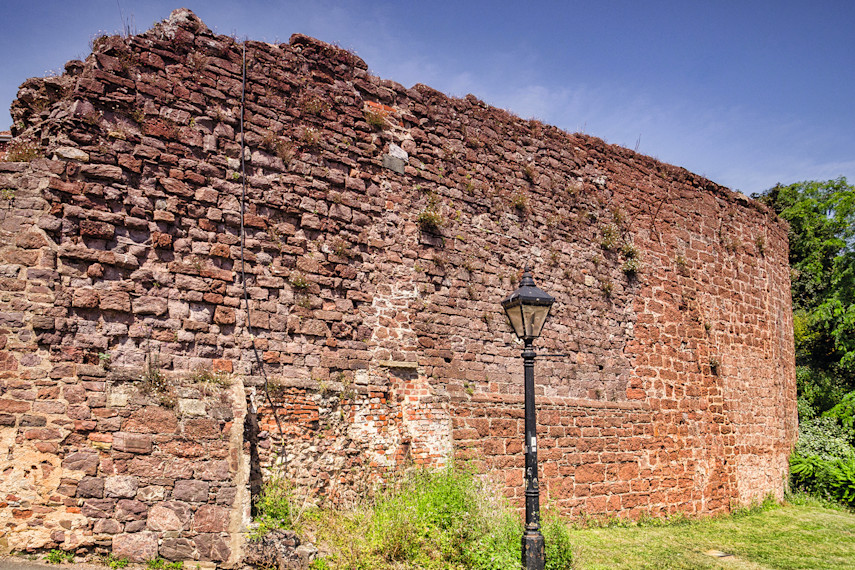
top-left (1, 0), bottom-right (853, 196)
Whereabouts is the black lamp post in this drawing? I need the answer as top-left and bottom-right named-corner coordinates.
top-left (502, 264), bottom-right (555, 570)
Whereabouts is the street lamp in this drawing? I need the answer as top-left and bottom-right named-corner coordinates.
top-left (502, 264), bottom-right (555, 570)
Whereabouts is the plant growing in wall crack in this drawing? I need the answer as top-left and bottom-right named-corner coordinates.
top-left (417, 193), bottom-right (444, 233)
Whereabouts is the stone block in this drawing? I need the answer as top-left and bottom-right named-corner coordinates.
top-left (80, 219), bottom-right (116, 239)
top-left (160, 538), bottom-right (198, 561)
top-left (172, 480), bottom-right (209, 502)
top-left (123, 406), bottom-right (179, 434)
top-left (113, 432), bottom-right (153, 454)
top-left (72, 288), bottom-right (100, 308)
top-left (194, 533), bottom-right (231, 562)
top-left (80, 164), bottom-right (123, 182)
top-left (146, 501), bottom-right (192, 531)
top-left (62, 451), bottom-right (100, 475)
top-left (112, 532), bottom-right (158, 562)
top-left (63, 384), bottom-right (87, 404)
top-left (196, 460), bottom-right (230, 481)
top-left (115, 499), bottom-right (148, 522)
top-left (81, 498), bottom-right (115, 518)
top-left (137, 485), bottom-right (166, 502)
top-left (192, 504), bottom-right (229, 532)
top-left (105, 476), bottom-right (139, 498)
top-left (77, 476), bottom-right (105, 498)
top-left (93, 518), bottom-right (123, 534)
top-left (132, 296), bottom-right (168, 315)
top-left (177, 399), bottom-right (206, 416)
top-left (100, 291), bottom-right (131, 312)
top-left (184, 418), bottom-right (220, 439)
top-left (0, 399), bottom-right (30, 413)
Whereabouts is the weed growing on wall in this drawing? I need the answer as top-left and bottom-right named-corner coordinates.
top-left (364, 108), bottom-right (388, 130)
top-left (417, 193), bottom-right (444, 233)
top-left (251, 475), bottom-right (296, 539)
top-left (44, 549), bottom-right (73, 564)
top-left (146, 558), bottom-right (183, 570)
top-left (3, 139), bottom-right (43, 162)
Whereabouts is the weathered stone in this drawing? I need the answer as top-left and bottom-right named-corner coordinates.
top-left (76, 476), bottom-right (105, 498)
top-left (53, 146), bottom-right (90, 162)
top-left (132, 296), bottom-right (168, 315)
top-left (15, 229), bottom-right (50, 249)
top-left (177, 398), bottom-right (206, 416)
top-left (123, 406), bottom-right (178, 434)
top-left (80, 164), bottom-right (123, 181)
top-left (194, 460), bottom-right (230, 482)
top-left (146, 501), bottom-right (192, 531)
top-left (159, 538), bottom-right (197, 561)
top-left (112, 432), bottom-right (152, 453)
top-left (213, 305), bottom-right (235, 324)
top-left (112, 531), bottom-right (158, 562)
top-left (80, 219), bottom-right (116, 239)
top-left (192, 504), bottom-right (229, 532)
top-left (195, 533), bottom-right (231, 562)
top-left (62, 451), bottom-right (100, 475)
top-left (93, 518), bottom-right (123, 534)
top-left (63, 384), bottom-right (87, 404)
top-left (105, 475), bottom-right (138, 498)
top-left (184, 418), bottom-right (220, 439)
top-left (115, 499), bottom-right (148, 522)
top-left (72, 288), bottom-right (100, 308)
top-left (381, 154), bottom-right (406, 174)
top-left (136, 485), bottom-right (166, 502)
top-left (99, 291), bottom-right (131, 312)
top-left (80, 498), bottom-right (115, 518)
top-left (172, 479), bottom-right (209, 502)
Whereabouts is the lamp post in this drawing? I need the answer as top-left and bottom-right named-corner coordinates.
top-left (502, 264), bottom-right (555, 570)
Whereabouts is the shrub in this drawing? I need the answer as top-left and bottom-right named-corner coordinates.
top-left (543, 513), bottom-right (575, 570)
top-left (791, 453), bottom-right (855, 506)
top-left (307, 464), bottom-right (573, 570)
top-left (795, 416), bottom-right (855, 461)
top-left (791, 411), bottom-right (855, 506)
top-left (824, 391), bottom-right (855, 444)
top-left (511, 191), bottom-right (529, 212)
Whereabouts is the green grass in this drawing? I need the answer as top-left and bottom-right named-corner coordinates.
top-left (568, 495), bottom-right (855, 569)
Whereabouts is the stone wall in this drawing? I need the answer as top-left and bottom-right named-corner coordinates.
top-left (0, 8), bottom-right (796, 563)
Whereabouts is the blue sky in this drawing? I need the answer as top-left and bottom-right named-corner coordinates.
top-left (1, 1), bottom-right (853, 195)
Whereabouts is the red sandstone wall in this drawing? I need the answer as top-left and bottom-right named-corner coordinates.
top-left (0, 8), bottom-right (795, 561)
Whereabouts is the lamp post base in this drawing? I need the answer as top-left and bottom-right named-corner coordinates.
top-left (522, 529), bottom-right (545, 570)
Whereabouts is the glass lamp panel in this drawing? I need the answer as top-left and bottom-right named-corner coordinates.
top-left (505, 303), bottom-right (525, 339)
top-left (522, 303), bottom-right (552, 339)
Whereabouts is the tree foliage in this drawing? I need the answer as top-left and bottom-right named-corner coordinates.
top-left (754, 178), bottom-right (855, 409)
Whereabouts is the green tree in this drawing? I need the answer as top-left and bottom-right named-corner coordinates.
top-left (753, 178), bottom-right (855, 412)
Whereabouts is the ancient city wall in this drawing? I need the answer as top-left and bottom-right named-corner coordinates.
top-left (0, 9), bottom-right (796, 564)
